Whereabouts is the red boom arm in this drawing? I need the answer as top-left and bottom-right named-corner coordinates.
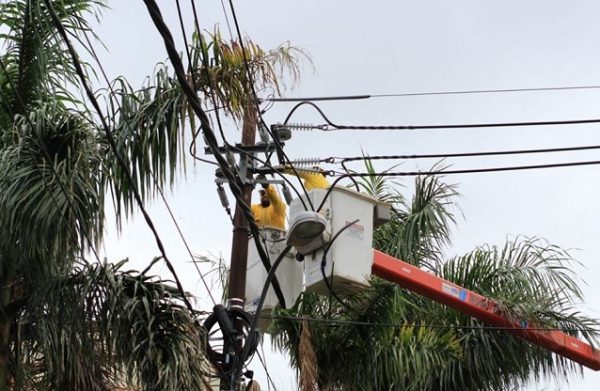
top-left (372, 249), bottom-right (600, 371)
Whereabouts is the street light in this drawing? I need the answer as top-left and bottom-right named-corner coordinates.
top-left (286, 211), bottom-right (327, 254)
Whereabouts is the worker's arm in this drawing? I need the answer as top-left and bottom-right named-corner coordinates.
top-left (284, 167), bottom-right (330, 190)
top-left (265, 184), bottom-right (286, 215)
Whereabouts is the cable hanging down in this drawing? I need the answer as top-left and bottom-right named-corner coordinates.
top-left (225, 0), bottom-right (315, 209)
top-left (79, 21), bottom-right (219, 306)
top-left (45, 0), bottom-right (199, 316)
top-left (142, 0), bottom-right (292, 312)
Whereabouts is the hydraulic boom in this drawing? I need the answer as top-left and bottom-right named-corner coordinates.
top-left (372, 249), bottom-right (600, 371)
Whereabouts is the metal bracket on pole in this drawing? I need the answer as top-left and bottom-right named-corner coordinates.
top-left (204, 142), bottom-right (281, 155)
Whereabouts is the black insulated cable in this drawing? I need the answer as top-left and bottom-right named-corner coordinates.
top-left (141, 0), bottom-right (287, 308)
top-left (284, 100), bottom-right (600, 131)
top-left (46, 0), bottom-right (197, 316)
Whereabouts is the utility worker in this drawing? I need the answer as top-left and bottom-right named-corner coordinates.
top-left (285, 166), bottom-right (330, 190)
top-left (251, 178), bottom-right (286, 230)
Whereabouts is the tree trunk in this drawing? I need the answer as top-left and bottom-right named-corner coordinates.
top-left (0, 295), bottom-right (11, 391)
top-left (0, 264), bottom-right (14, 391)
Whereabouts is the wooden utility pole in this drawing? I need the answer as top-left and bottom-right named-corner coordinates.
top-left (221, 103), bottom-right (257, 391)
top-left (227, 104), bottom-right (257, 303)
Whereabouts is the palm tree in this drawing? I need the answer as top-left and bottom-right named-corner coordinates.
top-left (0, 1), bottom-right (305, 389)
top-left (271, 162), bottom-right (599, 390)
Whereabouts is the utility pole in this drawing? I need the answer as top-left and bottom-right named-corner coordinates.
top-left (221, 102), bottom-right (257, 391)
top-left (227, 103), bottom-right (257, 304)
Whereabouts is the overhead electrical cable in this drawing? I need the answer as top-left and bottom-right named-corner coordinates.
top-left (262, 314), bottom-right (599, 333)
top-left (179, 0), bottom-right (309, 212)
top-left (284, 100), bottom-right (600, 131)
top-left (180, 0), bottom-right (292, 309)
top-left (182, 0), bottom-right (231, 147)
top-left (226, 0), bottom-right (315, 210)
top-left (178, 0), bottom-right (231, 149)
top-left (265, 84), bottom-right (600, 102)
top-left (44, 0), bottom-right (198, 316)
top-left (236, 245), bottom-right (292, 383)
top-left (335, 143), bottom-right (600, 164)
top-left (332, 159), bottom-right (600, 178)
top-left (312, 159), bottom-right (600, 213)
top-left (218, 0), bottom-right (235, 39)
top-left (79, 25), bottom-right (218, 306)
top-left (141, 0), bottom-right (288, 309)
top-left (256, 348), bottom-right (278, 391)
top-left (320, 220), bottom-right (361, 313)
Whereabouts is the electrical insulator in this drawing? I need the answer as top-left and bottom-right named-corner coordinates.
top-left (226, 151), bottom-right (236, 167)
top-left (285, 122), bottom-right (313, 131)
top-left (282, 185), bottom-right (293, 205)
top-left (289, 157), bottom-right (322, 167)
top-left (271, 123), bottom-right (292, 141)
top-left (216, 183), bottom-right (230, 210)
top-left (257, 124), bottom-right (270, 143)
top-left (285, 123), bottom-right (328, 131)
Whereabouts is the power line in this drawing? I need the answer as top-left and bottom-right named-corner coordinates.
top-left (265, 84), bottom-right (600, 102)
top-left (185, 0), bottom-right (232, 147)
top-left (141, 0), bottom-right (289, 312)
top-left (311, 158), bottom-right (600, 213)
top-left (333, 143), bottom-right (600, 165)
top-left (263, 314), bottom-right (598, 333)
top-left (226, 0), bottom-right (315, 210)
top-left (329, 159), bottom-right (600, 180)
top-left (284, 100), bottom-right (600, 131)
top-left (218, 0), bottom-right (235, 39)
top-left (256, 348), bottom-right (278, 391)
top-left (79, 25), bottom-right (219, 306)
top-left (45, 0), bottom-right (197, 317)
top-left (179, 0), bottom-right (291, 309)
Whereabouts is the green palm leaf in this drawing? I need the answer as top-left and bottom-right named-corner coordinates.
top-left (24, 260), bottom-right (208, 391)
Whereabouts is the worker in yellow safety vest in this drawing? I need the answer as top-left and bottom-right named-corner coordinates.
top-left (285, 166), bottom-right (330, 190)
top-left (251, 179), bottom-right (286, 230)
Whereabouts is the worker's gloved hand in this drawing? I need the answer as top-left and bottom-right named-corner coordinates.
top-left (257, 175), bottom-right (268, 189)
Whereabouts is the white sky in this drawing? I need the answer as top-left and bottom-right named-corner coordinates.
top-left (89, 1), bottom-right (600, 390)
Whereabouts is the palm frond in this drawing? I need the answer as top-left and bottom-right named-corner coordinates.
top-left (374, 175), bottom-right (459, 267)
top-left (23, 260), bottom-right (208, 390)
top-left (421, 237), bottom-right (599, 390)
top-left (271, 280), bottom-right (462, 390)
top-left (0, 104), bottom-right (103, 274)
top-left (0, 0), bottom-right (105, 114)
top-left (190, 27), bottom-right (310, 120)
top-left (103, 67), bottom-right (190, 223)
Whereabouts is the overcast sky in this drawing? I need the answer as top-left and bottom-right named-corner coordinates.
top-left (89, 1), bottom-right (600, 389)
